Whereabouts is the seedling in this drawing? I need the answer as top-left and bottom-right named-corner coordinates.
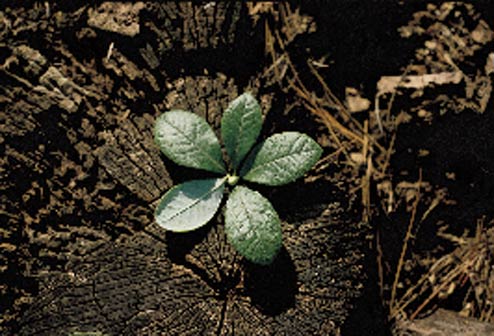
top-left (154, 93), bottom-right (322, 265)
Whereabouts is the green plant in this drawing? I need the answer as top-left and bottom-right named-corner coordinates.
top-left (154, 93), bottom-right (322, 265)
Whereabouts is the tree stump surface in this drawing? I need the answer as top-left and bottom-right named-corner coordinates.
top-left (1, 2), bottom-right (375, 335)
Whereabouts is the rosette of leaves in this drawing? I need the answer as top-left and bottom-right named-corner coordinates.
top-left (154, 93), bottom-right (322, 265)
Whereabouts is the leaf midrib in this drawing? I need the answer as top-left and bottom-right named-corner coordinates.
top-left (234, 189), bottom-right (258, 250)
top-left (163, 180), bottom-right (224, 222)
top-left (234, 188), bottom-right (278, 262)
top-left (231, 115), bottom-right (245, 165)
top-left (245, 148), bottom-right (319, 178)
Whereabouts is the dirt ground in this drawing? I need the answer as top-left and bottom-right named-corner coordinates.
top-left (1, 2), bottom-right (493, 336)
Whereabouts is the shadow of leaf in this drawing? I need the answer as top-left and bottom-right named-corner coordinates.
top-left (165, 224), bottom-right (211, 262)
top-left (243, 246), bottom-right (297, 316)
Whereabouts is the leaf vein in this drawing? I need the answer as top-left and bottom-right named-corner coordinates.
top-left (163, 179), bottom-right (224, 223)
top-left (165, 117), bottom-right (224, 172)
top-left (246, 149), bottom-right (320, 178)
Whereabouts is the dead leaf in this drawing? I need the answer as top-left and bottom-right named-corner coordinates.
top-left (377, 71), bottom-right (464, 96)
top-left (346, 87), bottom-right (371, 113)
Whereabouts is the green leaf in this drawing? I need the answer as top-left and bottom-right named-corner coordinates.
top-left (154, 110), bottom-right (225, 174)
top-left (221, 93), bottom-right (263, 169)
top-left (155, 178), bottom-right (225, 232)
top-left (225, 186), bottom-right (282, 265)
top-left (240, 132), bottom-right (323, 186)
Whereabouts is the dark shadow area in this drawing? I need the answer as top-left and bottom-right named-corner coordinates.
top-left (159, 153), bottom-right (224, 185)
top-left (253, 178), bottom-right (345, 223)
top-left (259, 94), bottom-right (322, 139)
top-left (475, 2), bottom-right (494, 23)
top-left (165, 224), bottom-right (212, 263)
top-left (341, 227), bottom-right (392, 336)
top-left (294, 1), bottom-right (425, 99)
top-left (391, 99), bottom-right (494, 247)
top-left (242, 246), bottom-right (297, 316)
top-left (342, 282), bottom-right (392, 336)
